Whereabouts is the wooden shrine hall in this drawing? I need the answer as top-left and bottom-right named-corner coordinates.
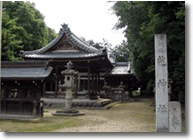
top-left (0, 23), bottom-right (139, 119)
top-left (104, 61), bottom-right (139, 99)
top-left (19, 23), bottom-right (113, 99)
top-left (0, 61), bottom-right (53, 119)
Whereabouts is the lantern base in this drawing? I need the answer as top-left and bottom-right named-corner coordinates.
top-left (52, 111), bottom-right (84, 116)
top-left (52, 108), bottom-right (84, 116)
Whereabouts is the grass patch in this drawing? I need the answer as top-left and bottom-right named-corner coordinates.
top-left (0, 117), bottom-right (83, 132)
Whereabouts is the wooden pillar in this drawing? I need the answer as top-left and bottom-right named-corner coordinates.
top-left (104, 76), bottom-right (106, 86)
top-left (43, 82), bottom-right (46, 96)
top-left (83, 79), bottom-right (86, 90)
top-left (95, 73), bottom-right (97, 96)
top-left (87, 68), bottom-right (90, 97)
top-left (38, 91), bottom-right (41, 117)
top-left (33, 100), bottom-right (37, 117)
top-left (75, 74), bottom-right (78, 98)
top-left (3, 86), bottom-right (6, 114)
top-left (97, 72), bottom-right (100, 92)
top-left (55, 66), bottom-right (58, 96)
top-left (0, 86), bottom-right (4, 114)
top-left (91, 72), bottom-right (94, 96)
top-left (20, 88), bottom-right (22, 115)
top-left (78, 74), bottom-right (81, 92)
top-left (50, 82), bottom-right (53, 91)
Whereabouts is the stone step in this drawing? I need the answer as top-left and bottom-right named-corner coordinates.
top-left (103, 102), bottom-right (117, 110)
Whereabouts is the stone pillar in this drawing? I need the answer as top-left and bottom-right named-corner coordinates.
top-left (64, 88), bottom-right (73, 111)
top-left (155, 34), bottom-right (169, 132)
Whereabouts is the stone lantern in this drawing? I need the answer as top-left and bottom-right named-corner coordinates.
top-left (52, 61), bottom-right (84, 116)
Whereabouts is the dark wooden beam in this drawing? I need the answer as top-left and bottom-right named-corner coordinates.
top-left (95, 73), bottom-right (98, 96)
top-left (43, 82), bottom-right (46, 96)
top-left (50, 82), bottom-right (53, 91)
top-left (87, 67), bottom-right (90, 98)
top-left (4, 86), bottom-right (6, 113)
top-left (20, 87), bottom-right (22, 115)
top-left (74, 74), bottom-right (78, 98)
top-left (97, 72), bottom-right (100, 92)
top-left (55, 66), bottom-right (58, 97)
top-left (91, 72), bottom-right (94, 97)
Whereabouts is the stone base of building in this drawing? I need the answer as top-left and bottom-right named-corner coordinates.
top-left (0, 114), bottom-right (42, 121)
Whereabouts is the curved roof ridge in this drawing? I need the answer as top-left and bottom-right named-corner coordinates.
top-left (60, 23), bottom-right (99, 53)
top-left (69, 33), bottom-right (98, 52)
top-left (22, 23), bottom-right (101, 55)
top-left (23, 33), bottom-right (63, 55)
top-left (51, 50), bottom-right (83, 53)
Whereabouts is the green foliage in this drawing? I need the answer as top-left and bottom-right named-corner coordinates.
top-left (112, 1), bottom-right (185, 101)
top-left (112, 40), bottom-right (129, 62)
top-left (2, 1), bottom-right (58, 61)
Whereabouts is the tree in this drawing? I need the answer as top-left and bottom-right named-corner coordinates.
top-left (112, 1), bottom-right (185, 102)
top-left (2, 1), bottom-right (58, 61)
top-left (112, 40), bottom-right (129, 62)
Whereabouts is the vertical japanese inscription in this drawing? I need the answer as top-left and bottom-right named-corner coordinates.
top-left (157, 104), bottom-right (167, 113)
top-left (158, 40), bottom-right (165, 52)
top-left (155, 34), bottom-right (169, 132)
top-left (157, 56), bottom-right (166, 66)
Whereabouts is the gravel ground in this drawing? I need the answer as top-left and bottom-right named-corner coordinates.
top-left (0, 98), bottom-right (185, 132)
top-left (54, 118), bottom-right (155, 132)
top-left (54, 99), bottom-right (156, 132)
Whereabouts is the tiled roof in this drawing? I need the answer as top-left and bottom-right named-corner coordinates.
top-left (110, 66), bottom-right (130, 75)
top-left (110, 61), bottom-right (133, 75)
top-left (1, 61), bottom-right (53, 80)
top-left (23, 52), bottom-right (105, 59)
top-left (1, 61), bottom-right (50, 68)
top-left (22, 23), bottom-right (101, 57)
top-left (1, 67), bottom-right (53, 80)
top-left (115, 62), bottom-right (128, 66)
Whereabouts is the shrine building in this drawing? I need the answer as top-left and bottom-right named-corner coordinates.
top-left (0, 23), bottom-right (139, 119)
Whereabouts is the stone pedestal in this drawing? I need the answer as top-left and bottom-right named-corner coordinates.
top-left (169, 101), bottom-right (182, 132)
top-left (52, 110), bottom-right (84, 116)
top-left (52, 88), bottom-right (84, 116)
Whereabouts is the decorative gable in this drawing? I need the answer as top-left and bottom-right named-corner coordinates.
top-left (21, 23), bottom-right (105, 59)
top-left (45, 34), bottom-right (81, 53)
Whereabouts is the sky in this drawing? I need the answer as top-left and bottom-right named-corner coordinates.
top-left (28, 0), bottom-right (126, 48)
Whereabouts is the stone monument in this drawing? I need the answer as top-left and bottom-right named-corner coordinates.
top-left (169, 102), bottom-right (182, 132)
top-left (52, 61), bottom-right (84, 116)
top-left (155, 34), bottom-right (182, 132)
top-left (155, 34), bottom-right (169, 132)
